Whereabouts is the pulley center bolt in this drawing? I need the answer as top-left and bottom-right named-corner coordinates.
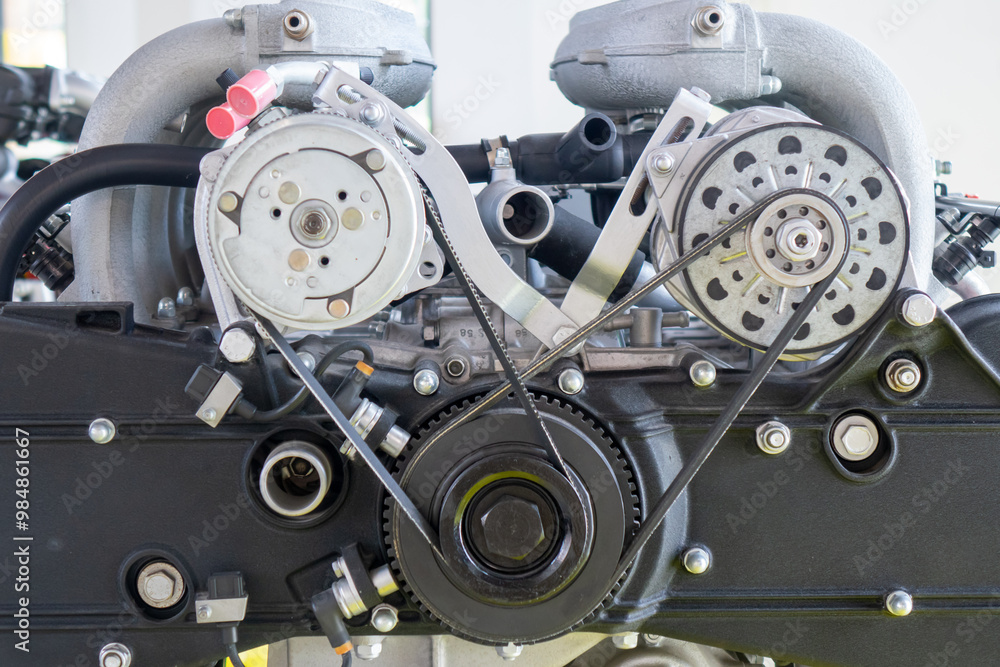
top-left (481, 495), bottom-right (547, 561)
top-left (885, 359), bottom-right (922, 394)
top-left (755, 421), bottom-right (791, 455)
top-left (300, 210), bottom-right (331, 239)
top-left (776, 219), bottom-right (820, 261)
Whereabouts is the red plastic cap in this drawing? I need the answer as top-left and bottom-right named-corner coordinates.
top-left (206, 103), bottom-right (251, 140)
top-left (227, 69), bottom-right (278, 118)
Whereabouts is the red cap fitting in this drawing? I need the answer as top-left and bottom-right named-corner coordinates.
top-left (206, 103), bottom-right (252, 140)
top-left (227, 69), bottom-right (278, 118)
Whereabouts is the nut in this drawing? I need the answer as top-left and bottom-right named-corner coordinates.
top-left (885, 359), bottom-right (921, 394)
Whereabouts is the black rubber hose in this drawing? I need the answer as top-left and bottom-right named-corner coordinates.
top-left (0, 143), bottom-right (211, 300)
top-left (225, 644), bottom-right (246, 667)
top-left (238, 341), bottom-right (375, 422)
top-left (530, 206), bottom-right (645, 302)
top-left (446, 131), bottom-right (651, 185)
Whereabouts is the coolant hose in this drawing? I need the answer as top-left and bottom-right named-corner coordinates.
top-left (0, 143), bottom-right (210, 300)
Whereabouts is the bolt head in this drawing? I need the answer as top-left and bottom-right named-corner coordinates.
top-left (143, 572), bottom-right (175, 602)
top-left (355, 642), bottom-right (383, 660)
top-left (557, 368), bottom-right (585, 395)
top-left (413, 369), bottom-right (440, 396)
top-left (99, 643), bottom-right (132, 667)
top-left (690, 360), bottom-right (717, 387)
top-left (137, 562), bottom-right (184, 609)
top-left (157, 298), bottom-right (176, 319)
top-left (652, 153), bottom-right (675, 175)
top-left (197, 605), bottom-right (212, 620)
top-left (886, 590), bottom-right (913, 617)
top-left (497, 642), bottom-right (523, 660)
top-left (682, 546), bottom-right (712, 575)
top-left (480, 495), bottom-right (546, 561)
top-left (886, 359), bottom-right (921, 394)
top-left (328, 299), bottom-right (352, 319)
top-left (88, 418), bottom-right (116, 444)
top-left (218, 192), bottom-right (239, 213)
top-left (755, 421), bottom-right (790, 455)
top-left (842, 425), bottom-right (875, 456)
top-left (612, 633), bottom-right (640, 650)
top-left (366, 149), bottom-right (387, 172)
top-left (176, 287), bottom-right (195, 307)
top-left (832, 415), bottom-right (881, 462)
top-left (371, 605), bottom-right (399, 633)
top-left (220, 328), bottom-right (256, 364)
top-left (901, 293), bottom-right (936, 327)
top-left (202, 408), bottom-right (218, 422)
top-left (360, 103), bottom-right (385, 126)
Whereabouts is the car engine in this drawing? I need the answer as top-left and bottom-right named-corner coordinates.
top-left (1, 1), bottom-right (998, 666)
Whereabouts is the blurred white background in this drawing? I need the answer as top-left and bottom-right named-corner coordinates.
top-left (2, 0), bottom-right (996, 195)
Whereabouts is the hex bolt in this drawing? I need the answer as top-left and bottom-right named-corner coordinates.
top-left (157, 297), bottom-right (176, 319)
top-left (558, 368), bottom-right (585, 395)
top-left (612, 632), bottom-right (639, 650)
top-left (481, 495), bottom-right (546, 561)
top-left (682, 546), bottom-right (712, 575)
top-left (886, 590), bottom-right (913, 617)
top-left (413, 368), bottom-right (440, 396)
top-left (355, 638), bottom-right (383, 661)
top-left (371, 604), bottom-right (399, 633)
top-left (690, 359), bottom-right (717, 387)
top-left (755, 421), bottom-right (791, 455)
top-left (497, 642), bottom-right (523, 661)
top-left (219, 328), bottom-right (257, 364)
top-left (136, 561), bottom-right (184, 609)
top-left (89, 418), bottom-right (116, 444)
top-left (197, 605), bottom-right (212, 621)
top-left (901, 293), bottom-right (936, 327)
top-left (99, 643), bottom-right (132, 667)
top-left (832, 415), bottom-right (881, 462)
top-left (885, 359), bottom-right (922, 394)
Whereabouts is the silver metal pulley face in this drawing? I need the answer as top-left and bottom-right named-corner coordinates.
top-left (204, 113), bottom-right (426, 330)
top-left (661, 123), bottom-right (909, 354)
